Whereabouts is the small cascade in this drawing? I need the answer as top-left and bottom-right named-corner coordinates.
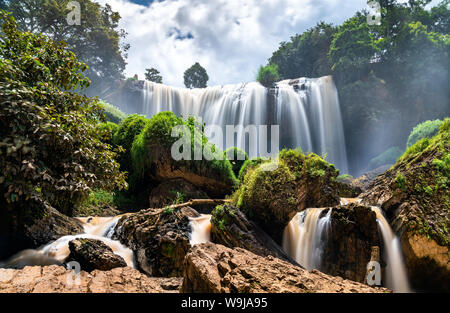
top-left (340, 198), bottom-right (362, 205)
top-left (371, 207), bottom-right (411, 293)
top-left (189, 214), bottom-right (212, 246)
top-left (282, 208), bottom-right (332, 271)
top-left (1, 216), bottom-right (135, 269)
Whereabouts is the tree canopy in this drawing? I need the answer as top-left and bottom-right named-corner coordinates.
top-left (1, 0), bottom-right (129, 96)
top-left (145, 67), bottom-right (163, 83)
top-left (184, 62), bottom-right (209, 89)
top-left (0, 11), bottom-right (127, 216)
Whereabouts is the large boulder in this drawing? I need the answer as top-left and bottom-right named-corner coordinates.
top-left (131, 112), bottom-right (238, 198)
top-left (67, 239), bottom-right (127, 272)
top-left (320, 204), bottom-right (381, 283)
top-left (113, 206), bottom-right (199, 277)
top-left (0, 265), bottom-right (182, 293)
top-left (181, 242), bottom-right (389, 293)
top-left (210, 204), bottom-right (294, 263)
top-left (232, 149), bottom-right (340, 242)
top-left (0, 203), bottom-right (83, 260)
top-left (361, 119), bottom-right (450, 291)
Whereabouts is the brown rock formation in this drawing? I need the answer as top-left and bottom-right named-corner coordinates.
top-left (149, 178), bottom-right (209, 209)
top-left (67, 239), bottom-right (127, 272)
top-left (113, 206), bottom-right (199, 277)
top-left (181, 242), bottom-right (390, 293)
top-left (0, 265), bottom-right (181, 293)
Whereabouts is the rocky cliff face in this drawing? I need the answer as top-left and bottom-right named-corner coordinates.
top-left (0, 265), bottom-right (181, 293)
top-left (181, 242), bottom-right (389, 293)
top-left (361, 120), bottom-right (449, 291)
top-left (210, 204), bottom-right (294, 263)
top-left (113, 206), bottom-right (199, 277)
top-left (320, 204), bottom-right (381, 283)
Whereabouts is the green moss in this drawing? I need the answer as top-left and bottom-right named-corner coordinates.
top-left (304, 153), bottom-right (337, 178)
top-left (224, 147), bottom-right (249, 177)
top-left (407, 119), bottom-right (443, 148)
top-left (211, 204), bottom-right (237, 232)
top-left (337, 174), bottom-right (354, 181)
top-left (395, 172), bottom-right (406, 191)
top-left (238, 157), bottom-right (266, 182)
top-left (279, 148), bottom-right (304, 179)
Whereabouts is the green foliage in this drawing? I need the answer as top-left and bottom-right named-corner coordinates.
top-left (407, 119), bottom-right (443, 148)
top-left (395, 172), bottom-right (406, 191)
top-left (269, 22), bottom-right (336, 79)
top-left (113, 114), bottom-right (149, 172)
top-left (97, 122), bottom-right (119, 145)
top-left (256, 64), bottom-right (280, 87)
top-left (279, 148), bottom-right (305, 179)
top-left (211, 204), bottom-right (236, 232)
top-left (99, 101), bottom-right (127, 124)
top-left (238, 158), bottom-right (266, 182)
top-left (144, 67), bottom-right (163, 83)
top-left (369, 146), bottom-right (404, 169)
top-left (2, 0), bottom-right (129, 94)
top-left (131, 111), bottom-right (237, 188)
top-left (304, 153), bottom-right (337, 178)
top-left (0, 12), bottom-right (127, 216)
top-left (400, 137), bottom-right (431, 162)
top-left (337, 174), bottom-right (354, 181)
top-left (224, 147), bottom-right (249, 178)
top-left (183, 62), bottom-right (209, 89)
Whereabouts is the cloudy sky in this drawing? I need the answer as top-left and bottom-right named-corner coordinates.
top-left (93, 0), bottom-right (424, 87)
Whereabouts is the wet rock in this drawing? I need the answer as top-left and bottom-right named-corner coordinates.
top-left (210, 204), bottom-right (295, 263)
top-left (113, 206), bottom-right (199, 277)
top-left (352, 164), bottom-right (391, 192)
top-left (67, 239), bottom-right (127, 272)
top-left (0, 265), bottom-right (182, 293)
top-left (181, 242), bottom-right (390, 293)
top-left (360, 121), bottom-right (449, 291)
top-left (320, 204), bottom-right (381, 283)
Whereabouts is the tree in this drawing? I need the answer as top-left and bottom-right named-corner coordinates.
top-left (2, 0), bottom-right (129, 95)
top-left (269, 22), bottom-right (337, 80)
top-left (184, 62), bottom-right (209, 89)
top-left (256, 64), bottom-right (280, 87)
top-left (0, 12), bottom-right (127, 216)
top-left (144, 67), bottom-right (163, 83)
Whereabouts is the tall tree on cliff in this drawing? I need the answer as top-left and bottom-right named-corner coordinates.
top-left (145, 68), bottom-right (163, 83)
top-left (184, 62), bottom-right (209, 89)
top-left (2, 0), bottom-right (129, 96)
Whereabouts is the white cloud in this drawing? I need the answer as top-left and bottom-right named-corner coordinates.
top-left (96, 0), bottom-right (369, 87)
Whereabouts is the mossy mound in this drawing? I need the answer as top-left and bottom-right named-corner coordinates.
top-left (361, 118), bottom-right (450, 291)
top-left (231, 148), bottom-right (340, 242)
top-left (131, 112), bottom-right (237, 198)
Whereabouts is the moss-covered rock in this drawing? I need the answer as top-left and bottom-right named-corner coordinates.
top-left (361, 118), bottom-right (450, 291)
top-left (224, 147), bottom-right (248, 178)
top-left (231, 149), bottom-right (340, 242)
top-left (131, 112), bottom-right (237, 198)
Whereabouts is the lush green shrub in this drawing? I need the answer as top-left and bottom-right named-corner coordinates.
top-left (407, 119), bottom-right (443, 148)
top-left (99, 101), bottom-right (127, 124)
top-left (238, 158), bottom-right (266, 181)
top-left (257, 64), bottom-right (280, 87)
top-left (224, 147), bottom-right (248, 178)
top-left (368, 146), bottom-right (403, 170)
top-left (337, 174), bottom-right (354, 181)
top-left (0, 12), bottom-right (126, 216)
top-left (113, 114), bottom-right (149, 172)
top-left (131, 112), bottom-right (238, 190)
top-left (97, 122), bottom-right (119, 145)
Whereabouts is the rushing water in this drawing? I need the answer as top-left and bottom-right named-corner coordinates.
top-left (188, 214), bottom-right (212, 246)
top-left (0, 216), bottom-right (135, 269)
top-left (282, 208), bottom-right (332, 271)
top-left (141, 76), bottom-right (348, 173)
top-left (371, 207), bottom-right (411, 293)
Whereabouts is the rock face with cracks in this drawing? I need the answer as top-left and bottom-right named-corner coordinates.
top-left (181, 242), bottom-right (390, 293)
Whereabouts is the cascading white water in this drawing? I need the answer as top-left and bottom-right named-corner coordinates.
top-left (371, 207), bottom-right (411, 293)
top-left (188, 214), bottom-right (212, 246)
top-left (0, 216), bottom-right (135, 269)
top-left (141, 76), bottom-right (348, 172)
top-left (282, 208), bottom-right (332, 271)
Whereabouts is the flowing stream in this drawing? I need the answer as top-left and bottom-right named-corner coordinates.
top-left (140, 76), bottom-right (348, 173)
top-left (0, 216), bottom-right (135, 269)
top-left (282, 208), bottom-right (332, 271)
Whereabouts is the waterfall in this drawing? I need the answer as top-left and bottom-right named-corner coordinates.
top-left (189, 214), bottom-right (212, 246)
top-left (282, 208), bottom-right (332, 271)
top-left (141, 76), bottom-right (348, 172)
top-left (0, 216), bottom-right (135, 269)
top-left (371, 207), bottom-right (411, 293)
